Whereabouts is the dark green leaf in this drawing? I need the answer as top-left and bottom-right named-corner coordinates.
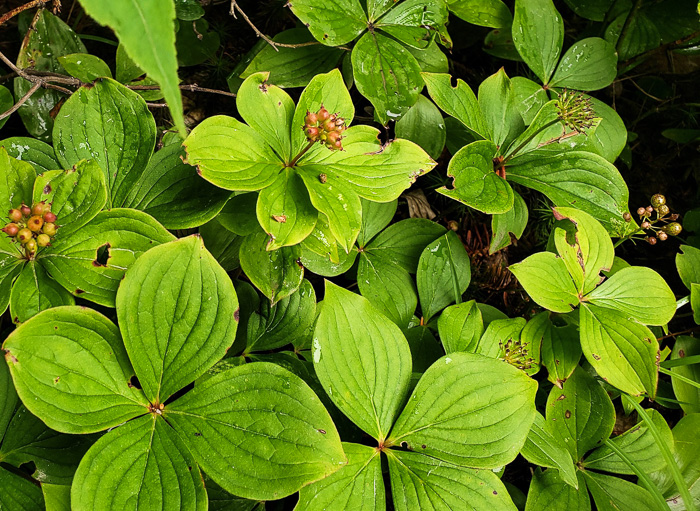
top-left (287, 0), bottom-right (367, 46)
top-left (422, 73), bottom-right (489, 139)
top-left (53, 78), bottom-right (156, 207)
top-left (478, 68), bottom-right (524, 149)
top-left (448, 0), bottom-right (512, 28)
top-left (0, 137), bottom-right (58, 174)
top-left (550, 38), bottom-right (617, 91)
top-left (584, 470), bottom-right (657, 511)
top-left (437, 300), bottom-right (484, 354)
top-left (395, 95), bottom-right (447, 160)
top-left (58, 53), bottom-right (112, 81)
top-left (525, 469), bottom-right (590, 511)
top-left (490, 190), bottom-right (528, 253)
top-left (670, 336), bottom-right (700, 414)
top-left (358, 253), bottom-right (417, 328)
top-left (520, 412), bottom-right (578, 488)
top-left (512, 0), bottom-right (563, 84)
top-left (0, 466), bottom-right (44, 510)
top-left (357, 198), bottom-right (397, 247)
top-left (9, 261), bottom-right (74, 324)
top-left (366, 218), bottom-right (446, 272)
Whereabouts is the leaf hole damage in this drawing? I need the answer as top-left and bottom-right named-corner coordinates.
top-left (128, 375), bottom-right (142, 389)
top-left (93, 243), bottom-right (111, 267)
top-left (317, 429), bottom-right (326, 434)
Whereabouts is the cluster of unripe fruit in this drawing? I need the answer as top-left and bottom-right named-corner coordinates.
top-left (304, 106), bottom-right (346, 150)
top-left (2, 202), bottom-right (58, 256)
top-left (556, 89), bottom-right (597, 133)
top-left (622, 194), bottom-right (681, 244)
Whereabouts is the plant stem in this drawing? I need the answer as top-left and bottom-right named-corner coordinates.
top-left (288, 140), bottom-right (316, 167)
top-left (623, 395), bottom-right (696, 511)
top-left (659, 366), bottom-right (700, 389)
top-left (661, 354), bottom-right (700, 368)
top-left (603, 438), bottom-right (670, 511)
top-left (503, 118), bottom-right (560, 162)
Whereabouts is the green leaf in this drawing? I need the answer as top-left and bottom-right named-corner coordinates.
top-left (677, 245), bottom-right (700, 290)
top-left (245, 279), bottom-right (316, 353)
top-left (439, 140), bottom-right (514, 214)
top-left (447, 0), bottom-right (512, 28)
top-left (0, 466), bottom-right (45, 510)
top-left (540, 318), bottom-right (581, 387)
top-left (663, 413), bottom-right (700, 507)
top-left (53, 78), bottom-right (156, 207)
top-left (407, 41), bottom-right (449, 73)
top-left (299, 219), bottom-right (358, 277)
top-left (404, 326), bottom-right (443, 373)
top-left (313, 281), bottom-right (412, 441)
top-left (0, 86), bottom-right (14, 130)
top-left (40, 209), bottom-right (175, 307)
top-left (511, 77), bottom-right (549, 125)
top-left (239, 231), bottom-right (304, 304)
top-left (14, 9), bottom-right (86, 141)
top-left (587, 266), bottom-right (676, 326)
top-left (507, 150), bottom-right (631, 236)
top-left (561, 0), bottom-right (612, 21)
top-left (580, 304), bottom-right (658, 397)
top-left (298, 168), bottom-right (362, 252)
top-left (545, 367), bottom-right (615, 460)
top-left (550, 38), bottom-right (617, 91)
top-left (256, 168), bottom-right (318, 250)
top-left (583, 470), bottom-right (657, 511)
top-left (117, 235), bottom-right (238, 403)
top-left (301, 125), bottom-right (435, 202)
top-left (520, 413), bottom-right (578, 488)
top-left (241, 29), bottom-right (344, 88)
top-left (9, 261), bottom-right (74, 324)
top-left (217, 193), bottom-right (260, 236)
top-left (525, 470), bottom-right (590, 511)
top-left (509, 252), bottom-right (579, 313)
top-left (476, 317), bottom-right (527, 358)
top-left (376, 0), bottom-right (449, 50)
top-left (395, 95), bottom-right (447, 160)
top-left (200, 218), bottom-right (243, 272)
top-left (291, 69), bottom-right (355, 156)
top-left (0, 405), bottom-right (93, 485)
top-left (58, 53), bottom-right (112, 82)
top-left (490, 191), bottom-right (528, 253)
top-left (670, 337), bottom-right (700, 414)
top-left (122, 144), bottom-right (230, 230)
top-left (478, 68), bottom-right (524, 149)
top-left (296, 442), bottom-right (384, 510)
top-left (175, 0), bottom-right (204, 20)
top-left (77, 0), bottom-right (186, 137)
top-left (0, 137), bottom-right (59, 174)
top-left (364, 218), bottom-right (446, 273)
top-left (585, 409), bottom-right (671, 475)
top-left (389, 353), bottom-right (537, 468)
top-left (167, 362), bottom-right (346, 500)
top-left (387, 449), bottom-right (518, 511)
top-left (2, 306), bottom-right (148, 434)
top-left (358, 253), bottom-right (417, 328)
top-left (357, 198), bottom-right (397, 247)
top-left (72, 415), bottom-right (206, 511)
top-left (605, 10), bottom-right (660, 61)
top-left (512, 0), bottom-right (564, 84)
top-left (437, 300), bottom-right (484, 354)
top-left (176, 19), bottom-right (220, 67)
top-left (552, 207), bottom-right (615, 296)
top-left (42, 484), bottom-right (71, 511)
top-left (287, 0), bottom-right (367, 46)
top-left (237, 72), bottom-right (295, 162)
top-left (32, 159), bottom-right (108, 237)
top-left (417, 231), bottom-right (472, 322)
top-left (422, 73), bottom-right (490, 139)
top-left (352, 32), bottom-right (423, 124)
top-left (183, 115), bottom-right (283, 191)
top-left (0, 147), bottom-right (34, 214)
top-left (0, 356), bottom-right (18, 444)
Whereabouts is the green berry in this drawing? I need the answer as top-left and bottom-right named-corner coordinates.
top-left (650, 194), bottom-right (666, 207)
top-left (657, 204), bottom-right (669, 216)
top-left (17, 228), bottom-right (32, 244)
top-left (663, 222), bottom-right (682, 236)
top-left (25, 239), bottom-right (37, 252)
top-left (43, 223), bottom-right (57, 236)
top-left (36, 234), bottom-right (51, 247)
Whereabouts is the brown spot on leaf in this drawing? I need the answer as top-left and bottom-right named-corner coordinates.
top-left (318, 173), bottom-right (327, 183)
top-left (318, 429), bottom-right (326, 434)
top-left (75, 289), bottom-right (84, 294)
top-left (234, 308), bottom-right (240, 322)
top-left (43, 184), bottom-right (52, 194)
top-left (592, 353), bottom-right (601, 360)
top-left (679, 349), bottom-right (685, 357)
top-left (565, 410), bottom-right (571, 419)
top-left (557, 394), bottom-right (566, 400)
top-left (194, 432), bottom-right (202, 437)
top-left (493, 491), bottom-right (498, 495)
top-left (259, 82), bottom-right (268, 93)
top-left (421, 444), bottom-right (426, 449)
top-left (5, 352), bottom-right (18, 364)
top-left (54, 376), bottom-right (60, 384)
top-left (272, 215), bottom-right (287, 223)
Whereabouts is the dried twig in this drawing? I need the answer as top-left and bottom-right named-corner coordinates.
top-left (129, 83), bottom-right (237, 98)
top-left (0, 81), bottom-right (40, 120)
top-left (229, 0), bottom-right (322, 51)
top-left (0, 0), bottom-right (60, 27)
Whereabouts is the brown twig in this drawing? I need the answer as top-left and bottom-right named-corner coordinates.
top-left (657, 326), bottom-right (700, 342)
top-left (128, 83), bottom-right (237, 98)
top-left (146, 102), bottom-right (168, 108)
top-left (0, 81), bottom-right (40, 120)
top-left (229, 0), bottom-right (322, 51)
top-left (0, 0), bottom-right (56, 27)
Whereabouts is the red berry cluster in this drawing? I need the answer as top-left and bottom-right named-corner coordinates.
top-left (304, 106), bottom-right (346, 150)
top-left (624, 193), bottom-right (681, 244)
top-left (2, 202), bottom-right (58, 257)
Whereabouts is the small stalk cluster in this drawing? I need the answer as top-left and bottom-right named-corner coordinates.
top-left (2, 202), bottom-right (58, 258)
top-left (555, 89), bottom-right (596, 134)
top-left (304, 106), bottom-right (346, 150)
top-left (499, 339), bottom-right (534, 371)
top-left (623, 194), bottom-right (681, 244)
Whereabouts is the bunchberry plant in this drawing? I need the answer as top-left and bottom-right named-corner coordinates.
top-left (510, 207), bottom-right (676, 396)
top-left (3, 236), bottom-right (345, 508)
top-left (0, 148), bottom-right (173, 322)
top-left (184, 70), bottom-right (435, 252)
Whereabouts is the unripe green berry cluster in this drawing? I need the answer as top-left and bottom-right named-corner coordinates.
top-left (2, 201), bottom-right (58, 257)
top-left (304, 106), bottom-right (346, 150)
top-left (556, 89), bottom-right (596, 134)
top-left (499, 339), bottom-right (534, 371)
top-left (629, 194), bottom-right (682, 245)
